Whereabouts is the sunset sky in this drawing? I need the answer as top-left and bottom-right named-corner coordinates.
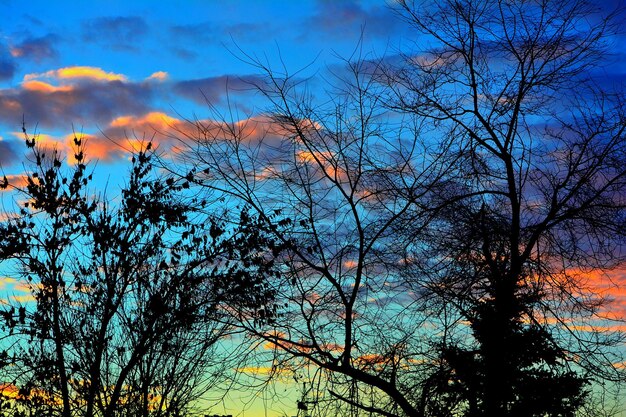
top-left (0, 1), bottom-right (412, 415)
top-left (0, 0), bottom-right (410, 165)
top-left (1, 0), bottom-right (626, 416)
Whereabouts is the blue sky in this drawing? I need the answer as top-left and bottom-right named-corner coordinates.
top-left (0, 1), bottom-right (411, 415)
top-left (1, 1), bottom-right (626, 415)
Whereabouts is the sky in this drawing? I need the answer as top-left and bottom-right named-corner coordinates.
top-left (0, 0), bottom-right (410, 169)
top-left (1, 0), bottom-right (626, 416)
top-left (0, 1), bottom-right (411, 415)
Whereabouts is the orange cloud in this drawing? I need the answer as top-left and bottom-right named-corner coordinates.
top-left (235, 366), bottom-right (286, 376)
top-left (147, 71), bottom-right (168, 81)
top-left (0, 174), bottom-right (28, 191)
top-left (343, 260), bottom-right (358, 269)
top-left (101, 113), bottom-right (277, 159)
top-left (7, 130), bottom-right (130, 165)
top-left (71, 133), bottom-right (133, 162)
top-left (110, 112), bottom-right (180, 131)
top-left (0, 382), bottom-right (61, 406)
top-left (7, 294), bottom-right (35, 304)
top-left (0, 276), bottom-right (34, 305)
top-left (541, 267), bottom-right (626, 327)
top-left (22, 80), bottom-right (73, 93)
top-left (11, 281), bottom-right (32, 293)
top-left (10, 112), bottom-right (325, 165)
top-left (1, 72), bottom-right (155, 128)
top-left (10, 131), bottom-right (71, 157)
top-left (356, 353), bottom-right (386, 365)
top-left (261, 330), bottom-right (343, 356)
top-left (88, 112), bottom-right (190, 160)
top-left (2, 99), bottom-right (20, 111)
top-left (296, 150), bottom-right (333, 163)
top-left (57, 66), bottom-right (126, 81)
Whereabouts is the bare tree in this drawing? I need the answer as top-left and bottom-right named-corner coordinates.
top-left (386, 0), bottom-right (626, 415)
top-left (176, 53), bottom-right (461, 417)
top-left (177, 0), bottom-right (626, 416)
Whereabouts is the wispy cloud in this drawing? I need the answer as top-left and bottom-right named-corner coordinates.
top-left (308, 0), bottom-right (404, 39)
top-left (0, 139), bottom-right (20, 166)
top-left (173, 74), bottom-right (264, 104)
top-left (169, 23), bottom-right (217, 45)
top-left (66, 112), bottom-right (187, 162)
top-left (0, 43), bottom-right (16, 81)
top-left (82, 16), bottom-right (149, 51)
top-left (9, 34), bottom-right (59, 62)
top-left (168, 20), bottom-right (281, 53)
top-left (1, 174), bottom-right (28, 190)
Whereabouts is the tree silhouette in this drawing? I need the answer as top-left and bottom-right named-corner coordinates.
top-left (388, 0), bottom-right (626, 415)
top-left (0, 1), bottom-right (623, 416)
top-left (178, 0), bottom-right (626, 416)
top-left (0, 132), bottom-right (270, 417)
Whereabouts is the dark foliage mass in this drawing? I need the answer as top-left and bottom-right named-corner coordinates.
top-left (0, 133), bottom-right (283, 417)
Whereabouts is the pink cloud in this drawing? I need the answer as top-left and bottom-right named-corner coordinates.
top-left (147, 71), bottom-right (168, 81)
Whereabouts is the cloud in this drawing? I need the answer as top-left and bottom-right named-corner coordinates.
top-left (235, 366), bottom-right (288, 376)
top-left (2, 174), bottom-right (28, 190)
top-left (10, 34), bottom-right (59, 62)
top-left (0, 275), bottom-right (33, 305)
top-left (596, 269), bottom-right (626, 318)
top-left (169, 23), bottom-right (217, 45)
top-left (222, 22), bottom-right (270, 42)
top-left (556, 267), bottom-right (626, 328)
top-left (0, 139), bottom-right (19, 166)
top-left (0, 67), bottom-right (156, 128)
top-left (308, 0), bottom-right (404, 38)
top-left (147, 71), bottom-right (168, 81)
top-left (22, 80), bottom-right (73, 93)
top-left (109, 111), bottom-right (180, 131)
top-left (2, 130), bottom-right (128, 166)
top-left (170, 47), bottom-right (198, 60)
top-left (82, 16), bottom-right (149, 50)
top-left (22, 111), bottom-right (206, 163)
top-left (0, 132), bottom-right (77, 168)
top-left (0, 43), bottom-right (16, 81)
top-left (0, 82), bottom-right (154, 128)
top-left (167, 21), bottom-right (266, 60)
top-left (25, 66), bottom-right (128, 82)
top-left (86, 111), bottom-right (301, 162)
top-left (168, 20), bottom-right (277, 49)
top-left (71, 112), bottom-right (188, 162)
top-left (0, 65), bottom-right (307, 163)
top-left (67, 133), bottom-right (126, 162)
top-left (0, 33), bottom-right (60, 81)
top-left (173, 74), bottom-right (264, 104)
